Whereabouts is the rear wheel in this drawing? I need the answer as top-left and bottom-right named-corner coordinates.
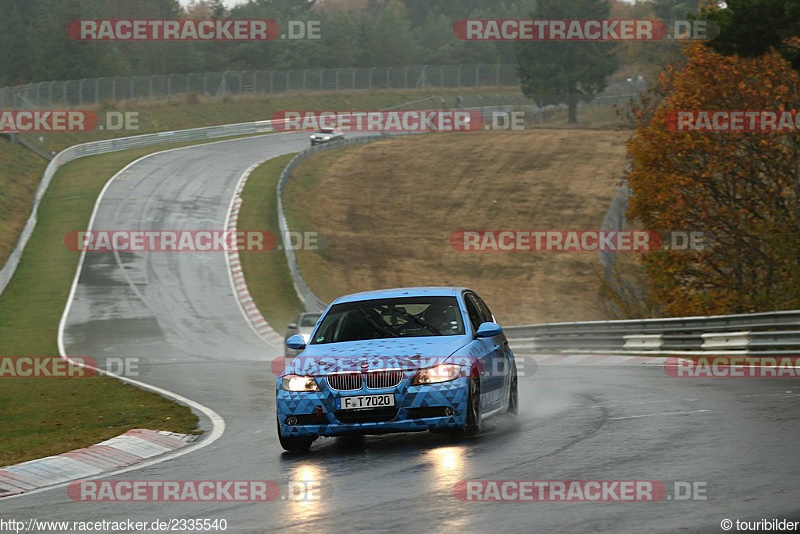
top-left (277, 419), bottom-right (314, 452)
top-left (463, 377), bottom-right (482, 436)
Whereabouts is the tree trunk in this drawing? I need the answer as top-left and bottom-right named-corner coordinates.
top-left (567, 91), bottom-right (579, 124)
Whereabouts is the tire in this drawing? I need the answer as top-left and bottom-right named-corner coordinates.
top-left (507, 367), bottom-right (518, 417)
top-left (277, 419), bottom-right (314, 452)
top-left (463, 377), bottom-right (482, 435)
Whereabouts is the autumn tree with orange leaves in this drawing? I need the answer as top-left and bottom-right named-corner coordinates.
top-left (626, 43), bottom-right (800, 315)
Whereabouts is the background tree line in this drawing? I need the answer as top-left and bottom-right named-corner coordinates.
top-left (0, 0), bottom-right (702, 86)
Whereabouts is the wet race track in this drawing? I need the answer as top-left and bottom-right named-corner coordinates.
top-left (2, 133), bottom-right (800, 533)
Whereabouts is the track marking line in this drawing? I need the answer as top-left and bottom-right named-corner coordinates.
top-left (608, 409), bottom-right (712, 421)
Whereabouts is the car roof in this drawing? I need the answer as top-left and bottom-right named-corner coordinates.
top-left (332, 286), bottom-right (467, 305)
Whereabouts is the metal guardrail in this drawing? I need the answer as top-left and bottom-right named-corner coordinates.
top-left (504, 310), bottom-right (800, 356)
top-left (0, 120), bottom-right (277, 296)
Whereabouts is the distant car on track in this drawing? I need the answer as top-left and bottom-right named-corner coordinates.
top-left (284, 312), bottom-right (322, 357)
top-left (276, 287), bottom-right (518, 451)
top-left (310, 127), bottom-right (345, 146)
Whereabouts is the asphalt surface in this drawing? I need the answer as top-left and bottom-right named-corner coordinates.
top-left (2, 132), bottom-right (800, 533)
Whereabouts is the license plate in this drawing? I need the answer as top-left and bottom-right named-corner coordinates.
top-left (336, 394), bottom-right (395, 410)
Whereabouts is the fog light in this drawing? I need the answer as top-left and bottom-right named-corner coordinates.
top-left (286, 416), bottom-right (298, 425)
top-left (445, 407), bottom-right (455, 416)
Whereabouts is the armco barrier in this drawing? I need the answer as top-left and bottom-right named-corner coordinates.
top-left (504, 310), bottom-right (800, 356)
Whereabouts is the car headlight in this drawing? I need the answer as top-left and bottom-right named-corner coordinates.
top-left (323, 135), bottom-right (331, 140)
top-left (412, 364), bottom-right (462, 385)
top-left (282, 374), bottom-right (320, 392)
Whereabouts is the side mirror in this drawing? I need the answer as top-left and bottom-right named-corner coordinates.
top-left (476, 322), bottom-right (503, 338)
top-left (287, 323), bottom-right (298, 330)
top-left (286, 334), bottom-right (307, 350)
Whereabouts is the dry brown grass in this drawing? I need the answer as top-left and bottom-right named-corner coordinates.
top-left (285, 129), bottom-right (632, 325)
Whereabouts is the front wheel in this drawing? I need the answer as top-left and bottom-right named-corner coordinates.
top-left (506, 367), bottom-right (518, 417)
top-left (463, 377), bottom-right (482, 436)
top-left (277, 419), bottom-right (314, 452)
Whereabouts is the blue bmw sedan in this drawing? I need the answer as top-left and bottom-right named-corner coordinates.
top-left (276, 287), bottom-right (518, 451)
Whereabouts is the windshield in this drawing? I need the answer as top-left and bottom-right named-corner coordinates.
top-left (311, 296), bottom-right (464, 344)
top-left (299, 313), bottom-right (321, 327)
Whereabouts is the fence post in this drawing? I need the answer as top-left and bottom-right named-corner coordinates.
top-left (319, 69), bottom-right (324, 90)
top-left (253, 71), bottom-right (257, 94)
top-left (149, 75), bottom-right (153, 99)
top-left (302, 70), bottom-right (308, 91)
top-left (286, 70), bottom-right (291, 92)
top-left (168, 74), bottom-right (174, 97)
top-left (369, 67), bottom-right (375, 88)
top-left (404, 66), bottom-right (409, 88)
top-left (496, 64), bottom-right (501, 86)
top-left (130, 76), bottom-right (136, 100)
top-left (49, 81), bottom-right (56, 107)
top-left (352, 68), bottom-right (356, 89)
top-left (78, 79), bottom-right (85, 105)
top-left (335, 68), bottom-right (340, 90)
top-left (386, 67), bottom-right (391, 89)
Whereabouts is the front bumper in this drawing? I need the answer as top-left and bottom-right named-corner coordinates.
top-left (276, 376), bottom-right (469, 437)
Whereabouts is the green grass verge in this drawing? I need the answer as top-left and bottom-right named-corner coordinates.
top-left (237, 154), bottom-right (305, 333)
top-left (0, 136), bottom-right (271, 467)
